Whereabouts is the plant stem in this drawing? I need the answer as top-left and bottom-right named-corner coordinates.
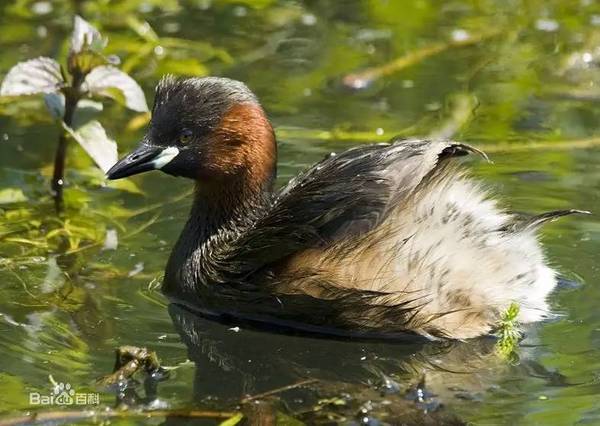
top-left (241, 378), bottom-right (318, 403)
top-left (342, 29), bottom-right (501, 89)
top-left (52, 89), bottom-right (79, 213)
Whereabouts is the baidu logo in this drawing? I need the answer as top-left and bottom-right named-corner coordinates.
top-left (29, 382), bottom-right (99, 406)
top-left (52, 382), bottom-right (75, 405)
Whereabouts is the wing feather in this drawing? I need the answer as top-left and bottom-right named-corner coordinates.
top-left (214, 138), bottom-right (485, 279)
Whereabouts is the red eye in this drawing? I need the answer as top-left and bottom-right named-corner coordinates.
top-left (180, 129), bottom-right (193, 144)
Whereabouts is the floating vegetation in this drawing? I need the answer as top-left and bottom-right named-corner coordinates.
top-left (495, 302), bottom-right (523, 363)
top-left (97, 345), bottom-right (168, 389)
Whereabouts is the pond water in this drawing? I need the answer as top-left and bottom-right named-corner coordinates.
top-left (1, 1), bottom-right (600, 424)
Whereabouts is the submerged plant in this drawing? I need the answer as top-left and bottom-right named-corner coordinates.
top-left (0, 15), bottom-right (148, 211)
top-left (495, 302), bottom-right (522, 362)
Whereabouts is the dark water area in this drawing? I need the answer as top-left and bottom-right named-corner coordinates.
top-left (0, 1), bottom-right (600, 424)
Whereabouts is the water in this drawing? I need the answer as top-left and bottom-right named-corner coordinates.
top-left (0, 1), bottom-right (599, 424)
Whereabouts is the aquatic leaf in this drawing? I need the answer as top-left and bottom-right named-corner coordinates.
top-left (69, 50), bottom-right (109, 75)
top-left (126, 111), bottom-right (151, 131)
top-left (106, 178), bottom-right (145, 195)
top-left (64, 120), bottom-right (118, 173)
top-left (157, 57), bottom-right (209, 77)
top-left (495, 302), bottom-right (522, 362)
top-left (40, 256), bottom-right (65, 294)
top-left (44, 92), bottom-right (65, 119)
top-left (0, 188), bottom-right (27, 204)
top-left (275, 412), bottom-right (305, 426)
top-left (75, 167), bottom-right (144, 194)
top-left (62, 187), bottom-right (92, 212)
top-left (316, 397), bottom-right (348, 408)
top-left (0, 57), bottom-right (63, 97)
top-left (103, 229), bottom-right (118, 251)
top-left (161, 37), bottom-right (233, 63)
top-left (125, 16), bottom-right (159, 43)
top-left (219, 413), bottom-right (244, 426)
top-left (72, 99), bottom-right (104, 128)
top-left (70, 15), bottom-right (105, 55)
top-left (428, 93), bottom-right (477, 140)
top-left (0, 373), bottom-right (28, 411)
top-left (83, 66), bottom-right (149, 112)
top-left (128, 262), bottom-right (145, 277)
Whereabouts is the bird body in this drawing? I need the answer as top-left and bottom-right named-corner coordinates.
top-left (108, 76), bottom-right (581, 339)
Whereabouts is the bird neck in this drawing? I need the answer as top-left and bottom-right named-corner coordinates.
top-left (190, 175), bottom-right (272, 241)
top-left (163, 164), bottom-right (275, 298)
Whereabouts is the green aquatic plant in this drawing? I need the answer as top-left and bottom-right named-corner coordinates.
top-left (0, 15), bottom-right (148, 211)
top-left (495, 302), bottom-right (522, 362)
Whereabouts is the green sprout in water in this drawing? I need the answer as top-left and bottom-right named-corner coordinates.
top-left (495, 302), bottom-right (522, 362)
top-left (0, 15), bottom-right (148, 212)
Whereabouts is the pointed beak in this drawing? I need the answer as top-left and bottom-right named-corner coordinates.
top-left (106, 143), bottom-right (179, 180)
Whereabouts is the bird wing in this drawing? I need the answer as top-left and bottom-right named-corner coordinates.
top-left (215, 138), bottom-right (486, 279)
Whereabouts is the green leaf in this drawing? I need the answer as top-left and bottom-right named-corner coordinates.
top-left (44, 92), bottom-right (65, 119)
top-left (0, 57), bottom-right (63, 97)
top-left (40, 256), bottom-right (65, 294)
top-left (157, 57), bottom-right (209, 77)
top-left (103, 229), bottom-right (118, 251)
top-left (69, 50), bottom-right (109, 75)
top-left (219, 413), bottom-right (244, 426)
top-left (125, 16), bottom-right (159, 43)
top-left (64, 120), bottom-right (118, 173)
top-left (275, 412), bottom-right (306, 426)
top-left (72, 99), bottom-right (104, 128)
top-left (0, 188), bottom-right (27, 204)
top-left (105, 178), bottom-right (144, 195)
top-left (83, 66), bottom-right (149, 112)
top-left (76, 167), bottom-right (144, 194)
top-left (0, 373), bottom-right (29, 411)
top-left (495, 302), bottom-right (522, 362)
top-left (70, 15), bottom-right (105, 55)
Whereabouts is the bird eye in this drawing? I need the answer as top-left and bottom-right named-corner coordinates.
top-left (180, 129), bottom-right (193, 144)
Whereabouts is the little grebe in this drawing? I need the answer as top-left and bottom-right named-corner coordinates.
top-left (107, 76), bottom-right (583, 339)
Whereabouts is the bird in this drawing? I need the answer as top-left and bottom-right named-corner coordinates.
top-left (107, 76), bottom-right (585, 340)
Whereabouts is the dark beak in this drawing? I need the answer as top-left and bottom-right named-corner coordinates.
top-left (106, 143), bottom-right (162, 180)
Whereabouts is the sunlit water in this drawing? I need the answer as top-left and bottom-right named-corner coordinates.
top-left (1, 1), bottom-right (599, 424)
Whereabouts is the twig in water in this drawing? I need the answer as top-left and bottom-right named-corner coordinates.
top-left (478, 137), bottom-right (600, 154)
top-left (241, 378), bottom-right (319, 404)
top-left (428, 93), bottom-right (478, 140)
top-left (343, 29), bottom-right (500, 89)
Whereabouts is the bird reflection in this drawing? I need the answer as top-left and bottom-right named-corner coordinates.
top-left (166, 304), bottom-right (567, 423)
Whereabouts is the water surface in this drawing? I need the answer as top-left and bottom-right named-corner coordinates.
top-left (0, 1), bottom-right (599, 424)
